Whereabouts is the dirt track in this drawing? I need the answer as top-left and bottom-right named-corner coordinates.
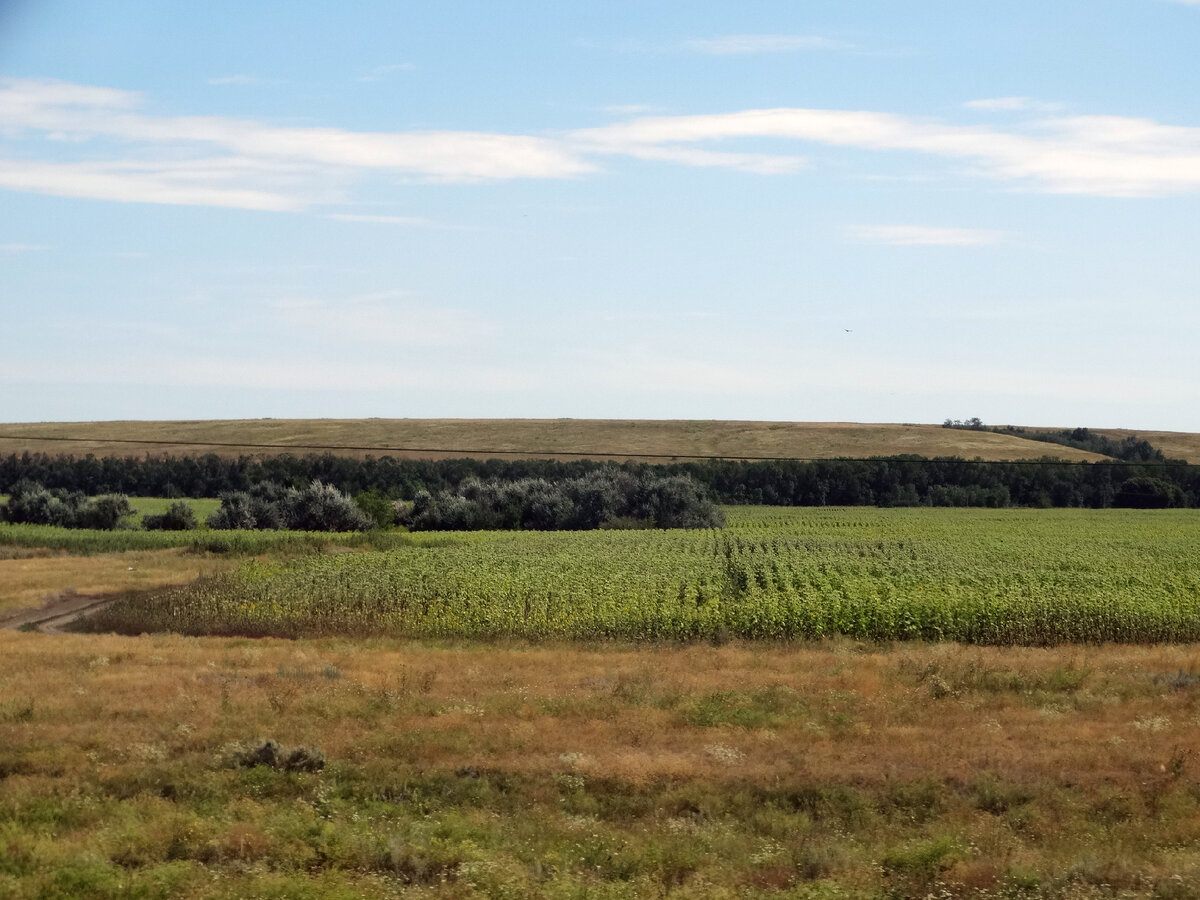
top-left (0, 589), bottom-right (120, 633)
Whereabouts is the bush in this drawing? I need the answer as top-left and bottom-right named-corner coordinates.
top-left (0, 481), bottom-right (134, 530)
top-left (207, 481), bottom-right (372, 532)
top-left (354, 490), bottom-right (397, 529)
top-left (282, 481), bottom-right (374, 532)
top-left (74, 495), bottom-right (134, 530)
top-left (142, 501), bottom-right (198, 531)
top-left (1113, 476), bottom-right (1185, 509)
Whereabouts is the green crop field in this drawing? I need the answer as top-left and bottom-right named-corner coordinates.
top-left (87, 506), bottom-right (1200, 644)
top-left (0, 522), bottom-right (414, 556)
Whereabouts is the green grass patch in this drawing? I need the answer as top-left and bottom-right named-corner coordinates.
top-left (129, 496), bottom-right (221, 522)
top-left (0, 522), bottom-right (423, 556)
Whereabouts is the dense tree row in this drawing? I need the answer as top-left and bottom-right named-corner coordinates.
top-left (406, 470), bottom-right (725, 531)
top-left (1, 450), bottom-right (1196, 510)
top-left (991, 426), bottom-right (1165, 462)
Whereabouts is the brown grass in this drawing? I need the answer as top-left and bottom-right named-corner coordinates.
top-left (3, 632), bottom-right (1199, 895)
top-left (0, 417), bottom-right (1112, 461)
top-left (3, 633), bottom-right (1195, 790)
top-left (0, 548), bottom-right (237, 616)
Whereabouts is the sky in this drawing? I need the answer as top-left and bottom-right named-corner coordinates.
top-left (2, 0), bottom-right (1199, 430)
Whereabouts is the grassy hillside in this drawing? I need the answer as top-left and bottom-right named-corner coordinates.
top-left (1094, 428), bottom-right (1200, 463)
top-left (0, 418), bottom-right (1111, 462)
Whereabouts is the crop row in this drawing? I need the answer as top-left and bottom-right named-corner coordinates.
top-left (86, 507), bottom-right (1200, 644)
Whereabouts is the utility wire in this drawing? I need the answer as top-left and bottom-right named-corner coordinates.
top-left (0, 433), bottom-right (1194, 467)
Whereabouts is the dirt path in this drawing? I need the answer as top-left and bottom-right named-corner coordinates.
top-left (0, 588), bottom-right (124, 633)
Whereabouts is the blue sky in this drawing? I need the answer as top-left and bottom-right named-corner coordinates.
top-left (2, 0), bottom-right (1199, 429)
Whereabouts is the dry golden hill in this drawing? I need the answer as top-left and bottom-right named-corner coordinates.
top-left (1092, 428), bottom-right (1200, 464)
top-left (0, 419), bottom-right (1113, 462)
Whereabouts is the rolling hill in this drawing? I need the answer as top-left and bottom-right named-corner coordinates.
top-left (0, 419), bottom-right (1119, 462)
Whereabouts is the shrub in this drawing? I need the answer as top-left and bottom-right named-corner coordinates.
top-left (206, 492), bottom-right (260, 530)
top-left (142, 501), bottom-right (198, 531)
top-left (207, 481), bottom-right (372, 532)
top-left (282, 481), bottom-right (373, 532)
top-left (74, 495), bottom-right (134, 530)
top-left (0, 481), bottom-right (134, 530)
top-left (2, 480), bottom-right (82, 526)
top-left (354, 490), bottom-right (397, 529)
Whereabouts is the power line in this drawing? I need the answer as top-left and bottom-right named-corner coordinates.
top-left (0, 433), bottom-right (1194, 467)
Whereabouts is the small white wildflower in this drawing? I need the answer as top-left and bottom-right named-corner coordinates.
top-left (1133, 715), bottom-right (1171, 733)
top-left (704, 743), bottom-right (745, 765)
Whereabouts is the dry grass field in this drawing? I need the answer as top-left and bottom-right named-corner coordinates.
top-left (0, 418), bottom-right (1113, 462)
top-left (1094, 428), bottom-right (1200, 464)
top-left (2, 631), bottom-right (1199, 897)
top-left (0, 547), bottom-right (236, 618)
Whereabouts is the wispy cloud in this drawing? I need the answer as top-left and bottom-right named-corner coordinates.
top-left (0, 78), bottom-right (594, 210)
top-left (0, 157), bottom-right (307, 211)
top-left (357, 63), bottom-right (416, 82)
top-left (5, 78), bottom-right (1200, 214)
top-left (0, 242), bottom-right (49, 253)
top-left (847, 225), bottom-right (1005, 246)
top-left (680, 34), bottom-right (847, 55)
top-left (570, 107), bottom-right (1200, 196)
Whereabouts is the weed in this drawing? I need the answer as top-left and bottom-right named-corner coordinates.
top-left (230, 739), bottom-right (326, 773)
top-left (0, 698), bottom-right (34, 723)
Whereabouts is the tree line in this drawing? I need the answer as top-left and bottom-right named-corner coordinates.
top-left (1, 449), bottom-right (1196, 510)
top-left (943, 417), bottom-right (1165, 463)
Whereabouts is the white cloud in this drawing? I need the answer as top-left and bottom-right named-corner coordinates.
top-left (680, 34), bottom-right (845, 55)
top-left (6, 77), bottom-right (1200, 215)
top-left (964, 97), bottom-right (1064, 113)
top-left (604, 143), bottom-right (807, 174)
top-left (847, 225), bottom-right (1005, 246)
top-left (0, 78), bottom-right (594, 210)
top-left (0, 80), bottom-right (591, 180)
top-left (0, 158), bottom-right (305, 210)
top-left (0, 242), bottom-right (49, 253)
top-left (570, 107), bottom-right (1200, 196)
